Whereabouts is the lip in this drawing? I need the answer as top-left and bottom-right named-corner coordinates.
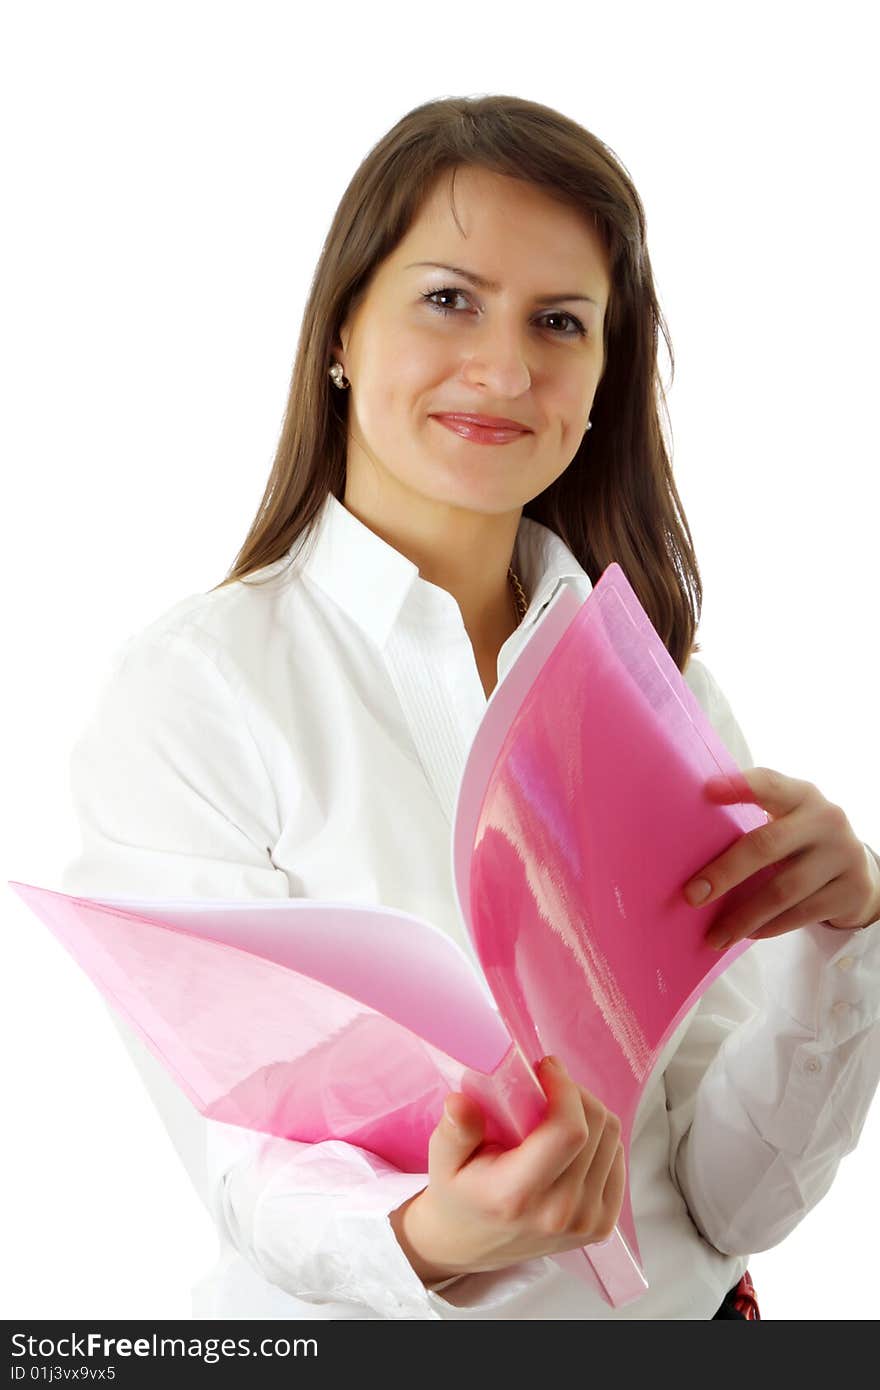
top-left (431, 412), bottom-right (532, 431)
top-left (431, 415), bottom-right (530, 445)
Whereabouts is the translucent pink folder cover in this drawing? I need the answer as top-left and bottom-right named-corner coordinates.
top-left (9, 562), bottom-right (779, 1309)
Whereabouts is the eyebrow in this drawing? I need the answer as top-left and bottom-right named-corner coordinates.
top-left (405, 261), bottom-right (598, 306)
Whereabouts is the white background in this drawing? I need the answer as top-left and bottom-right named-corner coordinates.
top-left (2, 0), bottom-right (878, 1321)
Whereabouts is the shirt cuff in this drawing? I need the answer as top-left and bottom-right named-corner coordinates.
top-left (254, 1175), bottom-right (555, 1320)
top-left (216, 1129), bottom-right (555, 1320)
top-left (421, 1255), bottom-right (555, 1317)
top-left (752, 870), bottom-right (880, 1042)
top-left (356, 1188), bottom-right (555, 1318)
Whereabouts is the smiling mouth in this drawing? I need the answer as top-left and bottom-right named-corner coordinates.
top-left (430, 415), bottom-right (531, 444)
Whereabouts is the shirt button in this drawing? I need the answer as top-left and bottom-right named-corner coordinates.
top-left (832, 1000), bottom-right (853, 1017)
top-left (804, 1058), bottom-right (822, 1074)
top-left (836, 955), bottom-right (856, 971)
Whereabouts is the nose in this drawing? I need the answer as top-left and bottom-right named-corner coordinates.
top-left (458, 319), bottom-right (533, 396)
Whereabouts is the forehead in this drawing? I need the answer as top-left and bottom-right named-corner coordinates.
top-left (391, 166), bottom-right (610, 287)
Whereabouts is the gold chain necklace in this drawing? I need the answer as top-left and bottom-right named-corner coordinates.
top-left (507, 566), bottom-right (528, 625)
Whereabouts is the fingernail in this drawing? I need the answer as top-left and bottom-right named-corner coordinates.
top-left (685, 878), bottom-right (712, 905)
top-left (443, 1101), bottom-right (460, 1127)
top-left (542, 1054), bottom-right (563, 1071)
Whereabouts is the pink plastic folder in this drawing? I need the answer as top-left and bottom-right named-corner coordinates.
top-left (9, 562), bottom-right (779, 1309)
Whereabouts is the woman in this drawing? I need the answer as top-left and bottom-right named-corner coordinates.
top-left (59, 94), bottom-right (880, 1320)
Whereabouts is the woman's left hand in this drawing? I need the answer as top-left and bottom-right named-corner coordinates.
top-left (682, 766), bottom-right (880, 950)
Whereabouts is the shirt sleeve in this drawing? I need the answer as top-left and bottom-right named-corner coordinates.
top-left (666, 658), bottom-right (880, 1256)
top-left (58, 626), bottom-right (553, 1320)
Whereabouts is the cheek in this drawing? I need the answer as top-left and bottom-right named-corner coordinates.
top-left (557, 371), bottom-right (598, 426)
top-left (393, 328), bottom-right (452, 387)
top-left (361, 329), bottom-right (445, 415)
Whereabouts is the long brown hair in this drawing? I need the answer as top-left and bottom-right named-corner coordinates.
top-left (211, 93), bottom-right (702, 670)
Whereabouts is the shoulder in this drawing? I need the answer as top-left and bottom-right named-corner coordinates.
top-left (107, 554), bottom-right (302, 691)
top-left (70, 563), bottom-right (303, 795)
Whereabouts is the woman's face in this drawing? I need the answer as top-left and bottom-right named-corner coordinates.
top-left (337, 165), bottom-right (612, 519)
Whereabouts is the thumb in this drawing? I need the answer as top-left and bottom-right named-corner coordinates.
top-left (444, 1093), bottom-right (483, 1131)
top-left (429, 1093), bottom-right (485, 1176)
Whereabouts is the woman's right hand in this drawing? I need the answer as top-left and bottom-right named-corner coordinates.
top-left (389, 1055), bottom-right (626, 1284)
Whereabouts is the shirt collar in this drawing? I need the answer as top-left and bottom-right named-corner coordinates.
top-left (299, 489), bottom-right (591, 650)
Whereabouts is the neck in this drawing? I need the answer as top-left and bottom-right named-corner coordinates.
top-left (342, 472), bottom-right (524, 656)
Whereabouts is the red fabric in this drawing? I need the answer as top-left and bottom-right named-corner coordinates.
top-left (731, 1268), bottom-right (761, 1319)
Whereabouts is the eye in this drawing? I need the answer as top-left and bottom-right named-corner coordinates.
top-left (420, 287), bottom-right (586, 338)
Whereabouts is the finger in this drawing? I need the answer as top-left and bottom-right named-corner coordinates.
top-left (590, 1115), bottom-right (624, 1195)
top-left (742, 880), bottom-right (845, 941)
top-left (704, 766), bottom-right (815, 816)
top-left (571, 1122), bottom-right (624, 1236)
top-left (542, 1086), bottom-right (609, 1206)
top-left (687, 817), bottom-right (788, 910)
top-left (688, 795), bottom-right (828, 912)
top-left (511, 1057), bottom-right (590, 1191)
top-left (704, 846), bottom-right (840, 947)
top-left (597, 1143), bottom-right (626, 1229)
top-left (708, 855), bottom-right (841, 948)
top-left (427, 1092), bottom-right (486, 1182)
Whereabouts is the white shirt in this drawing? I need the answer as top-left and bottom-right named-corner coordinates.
top-left (58, 489), bottom-right (880, 1320)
